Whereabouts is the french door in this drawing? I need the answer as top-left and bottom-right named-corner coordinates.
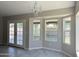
top-left (8, 20), bottom-right (25, 48)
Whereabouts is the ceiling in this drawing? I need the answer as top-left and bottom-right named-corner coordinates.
top-left (0, 1), bottom-right (75, 16)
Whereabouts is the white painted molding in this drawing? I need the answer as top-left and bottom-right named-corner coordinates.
top-left (61, 51), bottom-right (73, 57)
top-left (29, 47), bottom-right (43, 50)
top-left (43, 47), bottom-right (72, 57)
top-left (43, 47), bottom-right (62, 53)
top-left (24, 48), bottom-right (29, 50)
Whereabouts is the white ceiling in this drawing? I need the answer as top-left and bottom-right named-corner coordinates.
top-left (0, 1), bottom-right (75, 16)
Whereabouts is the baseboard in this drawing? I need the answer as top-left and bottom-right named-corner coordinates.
top-left (61, 51), bottom-right (73, 57)
top-left (29, 47), bottom-right (43, 50)
top-left (24, 47), bottom-right (29, 50)
top-left (43, 47), bottom-right (72, 57)
top-left (43, 47), bottom-right (62, 53)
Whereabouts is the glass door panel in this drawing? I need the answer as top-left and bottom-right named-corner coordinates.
top-left (9, 23), bottom-right (14, 44)
top-left (16, 23), bottom-right (23, 45)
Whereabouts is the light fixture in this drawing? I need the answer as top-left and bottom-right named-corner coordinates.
top-left (32, 1), bottom-right (42, 17)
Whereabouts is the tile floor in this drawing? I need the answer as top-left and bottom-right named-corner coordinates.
top-left (0, 46), bottom-right (68, 57)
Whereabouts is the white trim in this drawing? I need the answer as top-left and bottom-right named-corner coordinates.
top-left (61, 51), bottom-right (72, 57)
top-left (43, 47), bottom-right (72, 57)
top-left (29, 47), bottom-right (72, 57)
top-left (43, 47), bottom-right (62, 53)
top-left (29, 47), bottom-right (43, 50)
top-left (30, 14), bottom-right (72, 19)
top-left (24, 48), bottom-right (28, 50)
top-left (43, 14), bottom-right (72, 19)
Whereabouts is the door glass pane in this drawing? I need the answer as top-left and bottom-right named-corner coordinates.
top-left (9, 23), bottom-right (14, 44)
top-left (45, 19), bottom-right (58, 41)
top-left (33, 20), bottom-right (40, 40)
top-left (17, 23), bottom-right (23, 45)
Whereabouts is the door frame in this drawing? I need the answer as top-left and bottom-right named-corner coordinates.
top-left (7, 19), bottom-right (26, 48)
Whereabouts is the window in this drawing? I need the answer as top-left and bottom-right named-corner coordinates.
top-left (17, 23), bottom-right (23, 45)
top-left (63, 17), bottom-right (71, 45)
top-left (45, 19), bottom-right (58, 41)
top-left (9, 23), bottom-right (14, 44)
top-left (33, 20), bottom-right (40, 40)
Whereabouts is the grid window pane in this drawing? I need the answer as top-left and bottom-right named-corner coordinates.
top-left (9, 23), bottom-right (14, 44)
top-left (9, 31), bottom-right (14, 35)
top-left (63, 17), bottom-right (71, 45)
top-left (64, 32), bottom-right (70, 44)
top-left (45, 20), bottom-right (58, 41)
top-left (17, 23), bottom-right (23, 45)
top-left (65, 21), bottom-right (71, 31)
top-left (33, 20), bottom-right (40, 40)
top-left (17, 41), bottom-right (22, 45)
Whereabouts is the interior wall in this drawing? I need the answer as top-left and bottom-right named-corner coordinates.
top-left (2, 7), bottom-right (76, 56)
top-left (2, 15), bottom-right (32, 49)
top-left (0, 17), bottom-right (3, 45)
top-left (29, 18), bottom-right (42, 49)
top-left (43, 18), bottom-right (62, 51)
top-left (76, 14), bottom-right (79, 51)
top-left (62, 15), bottom-right (76, 57)
top-left (41, 7), bottom-right (76, 57)
top-left (75, 1), bottom-right (79, 53)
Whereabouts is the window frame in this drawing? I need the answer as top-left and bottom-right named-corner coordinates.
top-left (32, 19), bottom-right (41, 41)
top-left (63, 16), bottom-right (71, 45)
top-left (9, 23), bottom-right (15, 44)
top-left (16, 23), bottom-right (23, 45)
top-left (45, 19), bottom-right (58, 42)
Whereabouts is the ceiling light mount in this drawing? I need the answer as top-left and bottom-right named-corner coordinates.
top-left (33, 1), bottom-right (42, 17)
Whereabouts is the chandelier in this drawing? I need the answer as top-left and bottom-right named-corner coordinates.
top-left (32, 1), bottom-right (42, 17)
